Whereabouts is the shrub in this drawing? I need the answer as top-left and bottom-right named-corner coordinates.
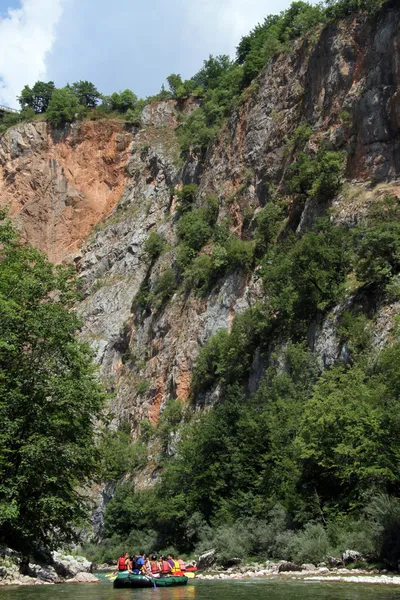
top-left (352, 211), bottom-right (400, 290)
top-left (176, 184), bottom-right (198, 214)
top-left (183, 254), bottom-right (214, 295)
top-left (287, 150), bottom-right (346, 200)
top-left (46, 87), bottom-right (80, 127)
top-left (151, 268), bottom-right (178, 308)
top-left (290, 523), bottom-right (331, 565)
top-left (156, 399), bottom-right (184, 452)
top-left (261, 219), bottom-right (350, 332)
top-left (144, 232), bottom-right (165, 260)
top-left (18, 80), bottom-right (55, 113)
top-left (0, 111), bottom-right (22, 134)
top-left (177, 209), bottom-right (212, 252)
top-left (254, 203), bottom-right (283, 256)
top-left (364, 494), bottom-right (400, 568)
top-left (110, 89), bottom-right (138, 113)
top-left (71, 80), bottom-right (101, 107)
top-left (99, 423), bottom-right (148, 482)
top-left (137, 380), bottom-right (150, 395)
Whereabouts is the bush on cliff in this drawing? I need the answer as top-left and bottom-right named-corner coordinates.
top-left (46, 87), bottom-right (80, 127)
top-left (144, 231), bottom-right (165, 260)
top-left (18, 80), bottom-right (55, 113)
top-left (0, 212), bottom-right (106, 552)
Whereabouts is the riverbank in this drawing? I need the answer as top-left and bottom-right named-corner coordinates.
top-left (196, 561), bottom-right (397, 585)
top-left (0, 549), bottom-right (98, 586)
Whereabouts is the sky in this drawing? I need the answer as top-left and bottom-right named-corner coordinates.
top-left (0, 0), bottom-right (294, 109)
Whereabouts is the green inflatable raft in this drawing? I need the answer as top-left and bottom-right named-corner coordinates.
top-left (113, 572), bottom-right (188, 588)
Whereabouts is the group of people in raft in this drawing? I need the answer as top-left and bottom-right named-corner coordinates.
top-left (115, 552), bottom-right (190, 577)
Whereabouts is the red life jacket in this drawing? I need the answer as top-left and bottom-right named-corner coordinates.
top-left (118, 557), bottom-right (127, 571)
top-left (161, 560), bottom-right (171, 575)
top-left (151, 561), bottom-right (159, 574)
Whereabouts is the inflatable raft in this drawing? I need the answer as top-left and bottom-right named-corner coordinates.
top-left (113, 572), bottom-right (188, 588)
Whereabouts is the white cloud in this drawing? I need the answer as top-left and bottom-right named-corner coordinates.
top-left (182, 0), bottom-right (293, 58)
top-left (0, 0), bottom-right (64, 108)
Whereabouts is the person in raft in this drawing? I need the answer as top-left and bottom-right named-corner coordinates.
top-left (178, 557), bottom-right (186, 571)
top-left (134, 552), bottom-right (150, 575)
top-left (114, 552), bottom-right (130, 574)
top-left (160, 555), bottom-right (173, 576)
top-left (167, 553), bottom-right (184, 575)
top-left (150, 554), bottom-right (161, 577)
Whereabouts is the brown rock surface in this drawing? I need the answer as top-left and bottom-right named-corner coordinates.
top-left (0, 120), bottom-right (132, 263)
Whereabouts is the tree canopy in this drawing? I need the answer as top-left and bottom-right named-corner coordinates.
top-left (0, 212), bottom-right (106, 552)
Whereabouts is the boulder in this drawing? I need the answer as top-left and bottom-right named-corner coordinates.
top-left (28, 564), bottom-right (59, 583)
top-left (51, 552), bottom-right (92, 578)
top-left (342, 550), bottom-right (363, 565)
top-left (197, 549), bottom-right (216, 570)
top-left (223, 557), bottom-right (242, 567)
top-left (65, 572), bottom-right (99, 584)
top-left (301, 563), bottom-right (317, 572)
top-left (278, 561), bottom-right (302, 572)
top-left (326, 555), bottom-right (343, 568)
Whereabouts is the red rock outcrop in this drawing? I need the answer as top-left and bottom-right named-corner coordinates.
top-left (0, 120), bottom-right (132, 263)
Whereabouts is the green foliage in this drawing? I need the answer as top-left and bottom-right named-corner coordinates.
top-left (325, 0), bottom-right (386, 20)
top-left (167, 74), bottom-right (183, 96)
top-left (298, 364), bottom-right (394, 512)
top-left (46, 87), bottom-right (80, 127)
top-left (0, 215), bottom-right (106, 552)
top-left (137, 380), bottom-right (151, 395)
top-left (177, 56), bottom-right (243, 155)
top-left (156, 399), bottom-right (184, 452)
top-left (150, 268), bottom-right (178, 309)
top-left (237, 3), bottom-right (326, 86)
top-left (254, 202), bottom-right (283, 256)
top-left (261, 219), bottom-right (350, 333)
top-left (192, 308), bottom-right (266, 392)
top-left (71, 80), bottom-right (101, 107)
top-left (99, 423), bottom-right (147, 482)
top-left (0, 111), bottom-right (22, 135)
top-left (364, 494), bottom-right (400, 568)
top-left (175, 184), bottom-right (198, 214)
top-left (110, 89), bottom-right (138, 113)
top-left (125, 99), bottom-right (147, 125)
top-left (18, 81), bottom-right (55, 113)
top-left (287, 150), bottom-right (346, 200)
top-left (352, 197), bottom-right (400, 290)
top-left (177, 209), bottom-right (213, 252)
top-left (144, 232), bottom-right (165, 260)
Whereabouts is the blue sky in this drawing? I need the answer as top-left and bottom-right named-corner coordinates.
top-left (0, 0), bottom-right (294, 108)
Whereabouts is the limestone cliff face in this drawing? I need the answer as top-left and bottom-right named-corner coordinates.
top-left (1, 3), bottom-right (400, 494)
top-left (78, 4), bottom-right (400, 432)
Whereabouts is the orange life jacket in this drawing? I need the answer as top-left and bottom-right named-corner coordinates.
top-left (118, 557), bottom-right (127, 571)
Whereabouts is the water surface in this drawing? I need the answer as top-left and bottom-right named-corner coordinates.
top-left (1, 577), bottom-right (400, 600)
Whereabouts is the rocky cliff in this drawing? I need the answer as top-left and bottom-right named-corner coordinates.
top-left (1, 2), bottom-right (400, 514)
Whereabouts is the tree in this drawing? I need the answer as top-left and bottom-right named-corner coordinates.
top-left (167, 74), bottom-right (183, 96)
top-left (298, 364), bottom-right (399, 512)
top-left (46, 87), bottom-right (80, 127)
top-left (0, 213), bottom-right (106, 552)
top-left (18, 81), bottom-right (55, 113)
top-left (72, 80), bottom-right (101, 107)
top-left (110, 89), bottom-right (138, 113)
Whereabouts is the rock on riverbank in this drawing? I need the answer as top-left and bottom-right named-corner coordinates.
top-left (196, 560), bottom-right (392, 584)
top-left (0, 548), bottom-right (98, 586)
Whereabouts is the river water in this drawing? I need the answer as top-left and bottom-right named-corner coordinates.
top-left (1, 577), bottom-right (400, 600)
